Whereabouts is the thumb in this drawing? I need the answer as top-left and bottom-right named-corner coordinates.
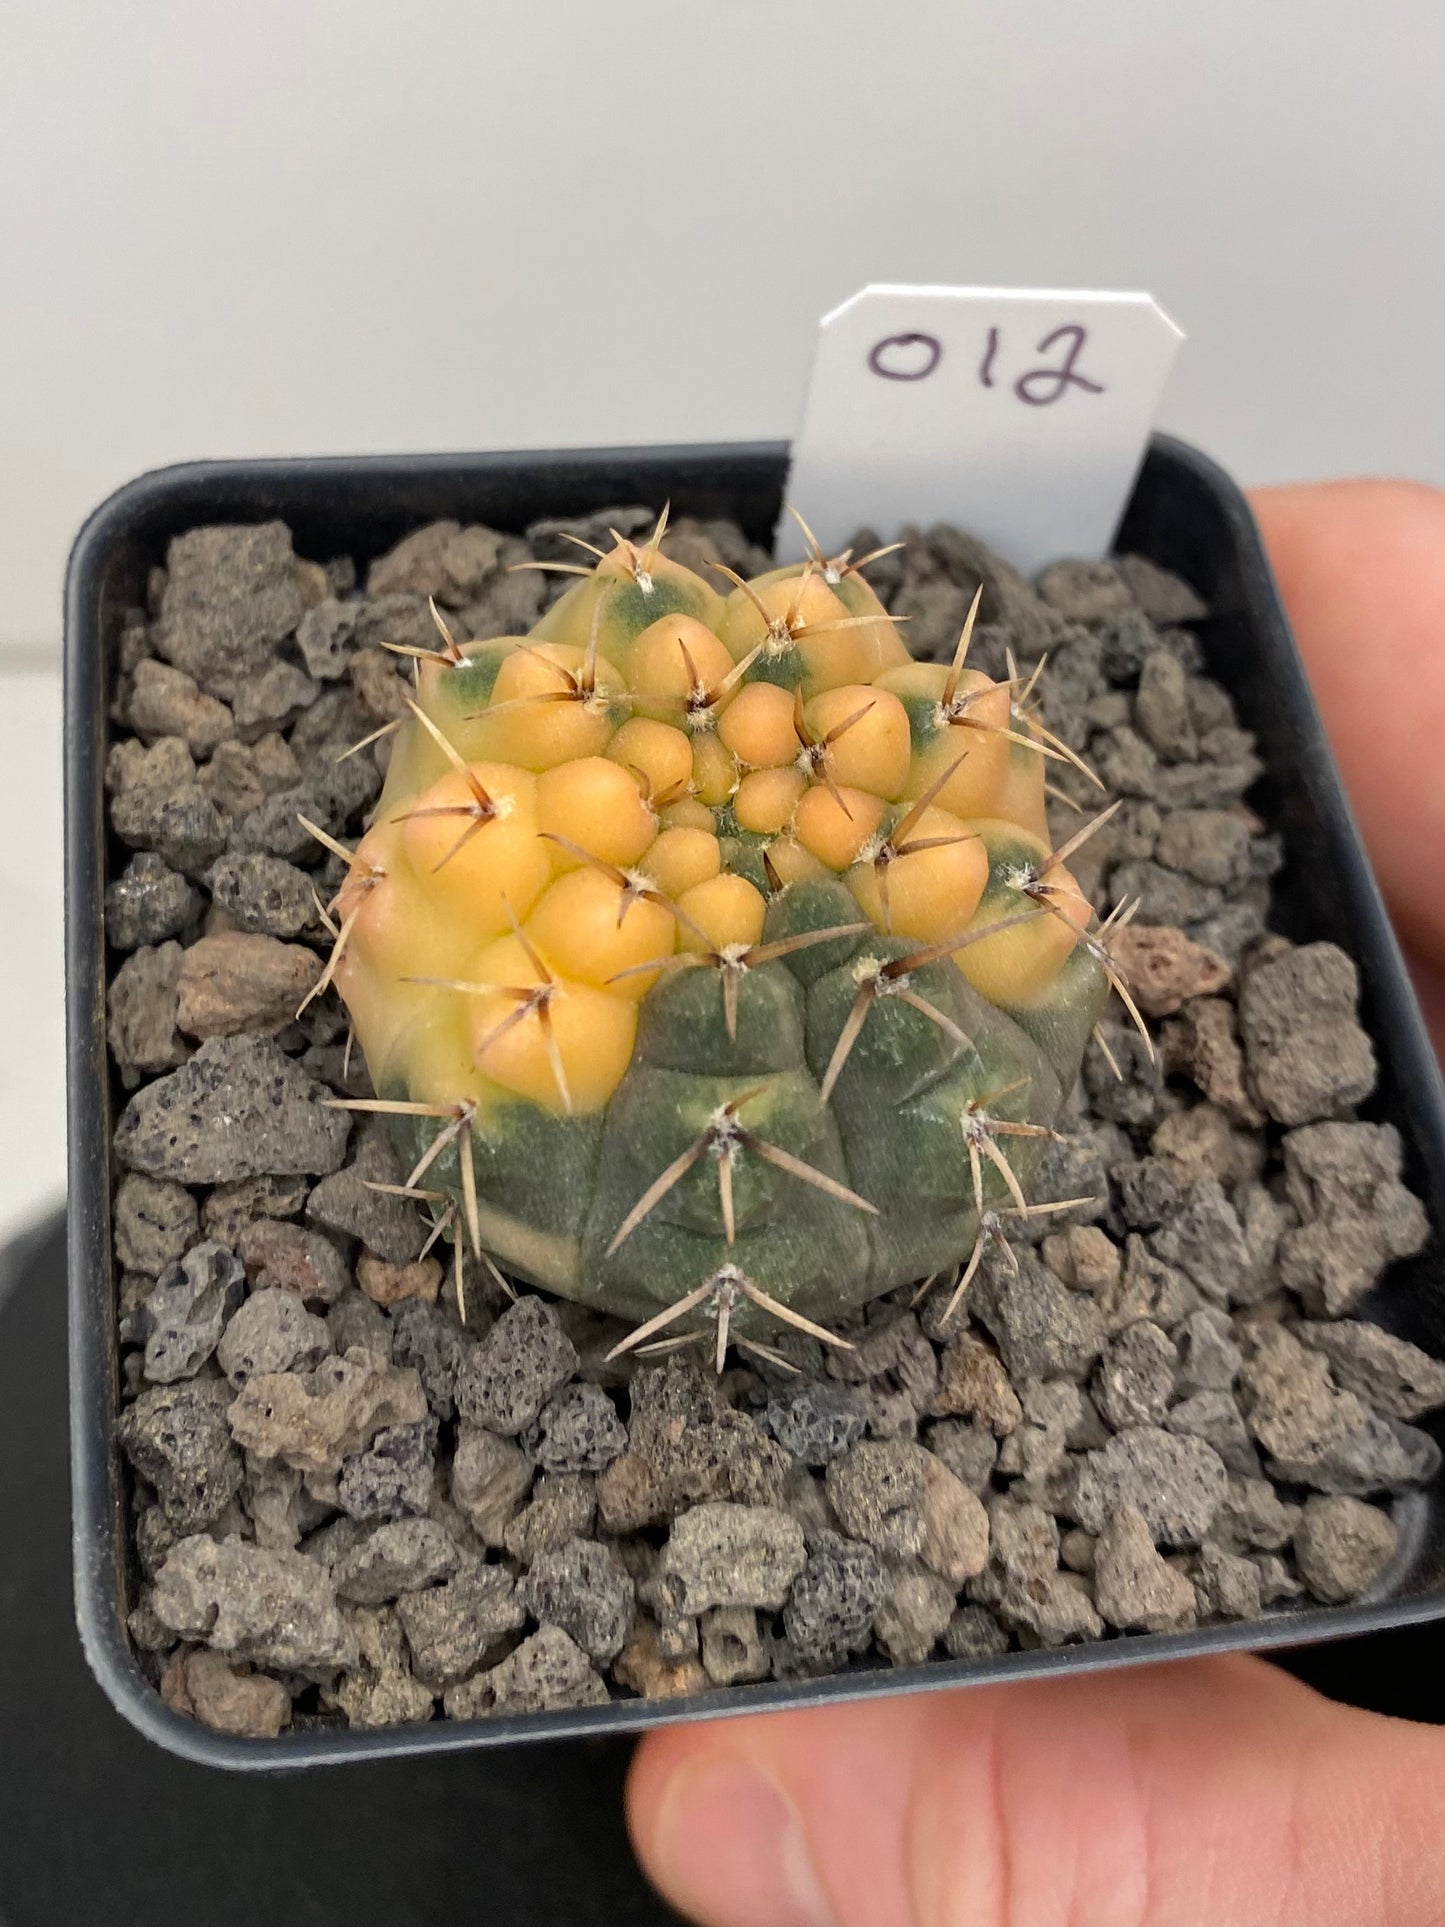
top-left (627, 1654), bottom-right (1445, 1927)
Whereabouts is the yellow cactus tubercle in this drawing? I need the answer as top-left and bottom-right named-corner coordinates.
top-left (328, 513), bottom-right (1109, 1127)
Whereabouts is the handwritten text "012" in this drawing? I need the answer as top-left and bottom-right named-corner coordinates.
top-left (866, 324), bottom-right (1105, 407)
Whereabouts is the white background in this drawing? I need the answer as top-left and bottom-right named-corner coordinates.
top-left (0, 0), bottom-right (1442, 1236)
top-left (3, 0), bottom-right (1444, 651)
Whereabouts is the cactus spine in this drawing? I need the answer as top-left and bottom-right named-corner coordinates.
top-left (312, 509), bottom-right (1144, 1356)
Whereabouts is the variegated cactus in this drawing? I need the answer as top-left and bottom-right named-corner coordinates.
top-left (308, 511), bottom-right (1142, 1362)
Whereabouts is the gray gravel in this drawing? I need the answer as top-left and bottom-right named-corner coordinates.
top-left (102, 511), bottom-right (1440, 1738)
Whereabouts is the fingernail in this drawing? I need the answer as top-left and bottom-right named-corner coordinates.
top-left (651, 1755), bottom-right (837, 1927)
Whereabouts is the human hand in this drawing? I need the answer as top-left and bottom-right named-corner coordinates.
top-left (624, 479), bottom-right (1445, 1927)
top-left (1251, 482), bottom-right (1445, 1065)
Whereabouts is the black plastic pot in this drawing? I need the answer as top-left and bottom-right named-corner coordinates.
top-left (65, 435), bottom-right (1445, 1769)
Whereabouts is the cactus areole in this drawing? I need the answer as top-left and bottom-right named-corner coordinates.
top-left (317, 510), bottom-right (1138, 1359)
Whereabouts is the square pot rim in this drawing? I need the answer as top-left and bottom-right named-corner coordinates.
top-left (64, 433), bottom-right (1445, 1772)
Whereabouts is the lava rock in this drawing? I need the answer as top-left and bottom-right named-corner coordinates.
top-left (205, 853), bottom-right (317, 939)
top-left (523, 1381), bottom-right (627, 1474)
top-left (108, 734), bottom-right (194, 797)
top-left (699, 1605), bottom-right (770, 1686)
top-left (1277, 1123), bottom-right (1429, 1315)
top-left (600, 1359), bottom-right (788, 1526)
top-left (111, 781), bottom-right (228, 878)
top-left (972, 1492), bottom-right (1058, 1603)
top-left (446, 1625), bottom-right (609, 1719)
top-left (1294, 1495), bottom-right (1400, 1603)
top-left (875, 1566), bottom-right (957, 1666)
top-left (1164, 998), bottom-right (1263, 1127)
top-left (367, 520), bottom-right (505, 604)
top-left (153, 522), bottom-right (306, 702)
top-left (396, 1562), bottom-right (525, 1689)
top-left (973, 1250), bottom-right (1107, 1383)
top-left (165, 1648), bottom-right (291, 1737)
top-left (450, 1424), bottom-right (534, 1546)
top-left (943, 1604), bottom-right (1012, 1660)
top-left (1295, 1321), bottom-right (1445, 1422)
top-left (1022, 1124), bottom-right (1130, 1241)
top-left (1134, 649), bottom-right (1197, 759)
top-left (1282, 1120), bottom-right (1415, 1221)
top-left (503, 1473), bottom-right (596, 1563)
top-left (1039, 1225), bottom-right (1121, 1296)
top-left (1083, 1023), bottom-right (1166, 1130)
top-left (389, 1301), bottom-right (476, 1420)
top-left (106, 852), bottom-right (202, 951)
top-left (1093, 1504), bottom-right (1197, 1631)
top-left (1156, 809), bottom-right (1251, 889)
top-left (113, 1172), bottom-right (199, 1275)
top-left (656, 1503), bottom-right (807, 1615)
top-left (142, 1239), bottom-right (246, 1381)
top-left (932, 1334), bottom-right (1023, 1434)
top-left (201, 1173), bottom-right (308, 1248)
top-left (1109, 859), bottom-right (1221, 930)
top-left (329, 1606), bottom-right (435, 1728)
top-left (152, 1534), bottom-right (356, 1673)
top-left (782, 1531), bottom-right (889, 1664)
top-left (305, 1117), bottom-right (428, 1263)
top-left (338, 1417), bottom-right (438, 1521)
top-left (295, 600), bottom-right (360, 681)
top-left (1117, 554), bottom-right (1208, 625)
top-left (1192, 1543), bottom-right (1264, 1621)
top-left (1175, 1307), bottom-right (1242, 1392)
top-left (1238, 943), bottom-right (1376, 1125)
top-left (119, 1378), bottom-right (245, 1531)
top-left (327, 1288), bottom-right (392, 1361)
top-left (454, 1295), bottom-right (578, 1437)
top-left (128, 657), bottom-right (236, 757)
top-left (517, 1536), bottom-right (635, 1662)
top-left (1093, 1321), bottom-right (1177, 1429)
top-left (176, 932), bottom-right (321, 1039)
top-left (1167, 1389), bottom-right (1259, 1477)
top-left (916, 1450), bottom-right (990, 1584)
top-left (1242, 1326), bottom-right (1442, 1495)
top-left (1036, 558), bottom-right (1134, 621)
top-left (611, 1619), bottom-right (709, 1700)
top-left (933, 1386), bottom-right (1007, 1475)
top-left (332, 1517), bottom-right (461, 1605)
top-left (1071, 1426), bottom-right (1228, 1547)
top-left (227, 1348), bottom-right (428, 1481)
top-left (1108, 925), bottom-right (1230, 1017)
top-left (236, 1218), bottom-right (349, 1306)
top-left (114, 1035), bottom-right (351, 1185)
top-left (825, 1440), bottom-right (925, 1560)
top-left (999, 1570), bottom-right (1104, 1646)
top-left (765, 1378), bottom-right (870, 1463)
top-left (1150, 1105), bottom-right (1262, 1195)
top-left (1149, 1180), bottom-right (1254, 1307)
top-left (995, 1380), bottom-right (1092, 1499)
top-left (108, 941), bottom-right (187, 1079)
top-left (356, 1254), bottom-right (442, 1308)
top-left (1207, 1475), bottom-right (1301, 1555)
top-left (1110, 1156), bottom-right (1182, 1233)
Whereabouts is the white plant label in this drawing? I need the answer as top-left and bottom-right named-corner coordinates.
top-left (779, 284), bottom-right (1184, 577)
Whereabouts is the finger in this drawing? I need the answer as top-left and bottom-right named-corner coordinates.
top-left (1407, 951), bottom-right (1445, 1066)
top-left (1250, 480), bottom-right (1445, 973)
top-left (628, 1654), bottom-right (1445, 1927)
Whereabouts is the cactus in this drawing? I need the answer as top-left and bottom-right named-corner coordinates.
top-left (310, 509), bottom-right (1145, 1361)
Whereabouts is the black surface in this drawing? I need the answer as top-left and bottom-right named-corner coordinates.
top-left (65, 437), bottom-right (1445, 1770)
top-left (0, 1216), bottom-right (681, 1926)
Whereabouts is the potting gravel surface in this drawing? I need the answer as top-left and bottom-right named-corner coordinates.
top-left (101, 507), bottom-right (1443, 1737)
